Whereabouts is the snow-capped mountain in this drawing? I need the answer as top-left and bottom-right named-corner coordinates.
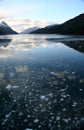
top-left (21, 27), bottom-right (39, 34)
top-left (0, 21), bottom-right (18, 35)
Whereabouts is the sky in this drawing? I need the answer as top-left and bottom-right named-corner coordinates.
top-left (0, 0), bottom-right (84, 32)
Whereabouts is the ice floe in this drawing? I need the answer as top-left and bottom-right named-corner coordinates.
top-left (40, 95), bottom-right (46, 100)
top-left (33, 119), bottom-right (39, 123)
top-left (6, 84), bottom-right (19, 90)
top-left (56, 116), bottom-right (60, 121)
top-left (25, 128), bottom-right (33, 130)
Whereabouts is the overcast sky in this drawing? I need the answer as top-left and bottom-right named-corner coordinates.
top-left (0, 0), bottom-right (84, 32)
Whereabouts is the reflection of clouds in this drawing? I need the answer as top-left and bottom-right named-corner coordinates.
top-left (0, 48), bottom-right (13, 58)
top-left (0, 72), bottom-right (4, 79)
top-left (50, 71), bottom-right (77, 81)
top-left (0, 35), bottom-right (52, 58)
top-left (79, 79), bottom-right (84, 83)
top-left (15, 66), bottom-right (28, 73)
top-left (50, 72), bottom-right (65, 78)
top-left (4, 19), bottom-right (53, 32)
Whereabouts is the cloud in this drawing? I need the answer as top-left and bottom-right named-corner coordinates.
top-left (0, 9), bottom-right (54, 33)
top-left (7, 19), bottom-right (53, 32)
top-left (0, 10), bottom-right (11, 19)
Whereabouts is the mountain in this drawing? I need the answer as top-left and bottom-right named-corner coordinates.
top-left (0, 21), bottom-right (18, 35)
top-left (31, 14), bottom-right (84, 35)
top-left (21, 27), bottom-right (39, 34)
top-left (45, 24), bottom-right (58, 29)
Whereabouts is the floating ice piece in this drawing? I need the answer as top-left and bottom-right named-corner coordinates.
top-left (9, 72), bottom-right (15, 77)
top-left (79, 89), bottom-right (83, 91)
top-left (63, 118), bottom-right (69, 123)
top-left (48, 93), bottom-right (53, 97)
top-left (5, 113), bottom-right (11, 118)
top-left (62, 108), bottom-right (66, 111)
top-left (6, 84), bottom-right (12, 90)
top-left (61, 85), bottom-right (69, 92)
top-left (63, 78), bottom-right (66, 81)
top-left (61, 94), bottom-right (67, 98)
top-left (18, 112), bottom-right (23, 116)
top-left (60, 98), bottom-right (64, 101)
top-left (25, 128), bottom-right (33, 130)
top-left (72, 102), bottom-right (77, 107)
top-left (27, 115), bottom-right (31, 118)
top-left (40, 95), bottom-right (46, 100)
top-left (12, 86), bottom-right (19, 89)
top-left (72, 71), bottom-right (75, 75)
top-left (34, 119), bottom-right (39, 123)
top-left (6, 84), bottom-right (19, 90)
top-left (56, 116), bottom-right (60, 121)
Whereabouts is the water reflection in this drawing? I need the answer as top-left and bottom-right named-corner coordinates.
top-left (0, 34), bottom-right (84, 130)
top-left (47, 38), bottom-right (84, 53)
top-left (63, 40), bottom-right (84, 53)
top-left (0, 39), bottom-right (12, 47)
top-left (15, 66), bottom-right (28, 73)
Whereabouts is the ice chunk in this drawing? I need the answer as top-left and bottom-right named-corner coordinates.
top-left (79, 89), bottom-right (83, 91)
top-left (18, 112), bottom-right (23, 116)
top-left (6, 84), bottom-right (12, 90)
top-left (60, 98), bottom-right (64, 101)
top-left (48, 93), bottom-right (53, 97)
top-left (72, 102), bottom-right (77, 107)
top-left (62, 108), bottom-right (66, 111)
top-left (34, 119), bottom-right (39, 123)
top-left (12, 86), bottom-right (19, 89)
top-left (63, 118), bottom-right (71, 123)
top-left (40, 95), bottom-right (46, 100)
top-left (9, 72), bottom-right (15, 77)
top-left (5, 113), bottom-right (11, 118)
top-left (6, 84), bottom-right (19, 90)
top-left (72, 71), bottom-right (75, 75)
top-left (56, 116), bottom-right (60, 121)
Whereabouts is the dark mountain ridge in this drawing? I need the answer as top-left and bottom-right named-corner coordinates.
top-left (31, 14), bottom-right (84, 35)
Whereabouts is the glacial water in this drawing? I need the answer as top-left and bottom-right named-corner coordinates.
top-left (0, 34), bottom-right (84, 130)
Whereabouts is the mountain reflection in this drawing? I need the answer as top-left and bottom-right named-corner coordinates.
top-left (0, 39), bottom-right (12, 47)
top-left (63, 40), bottom-right (84, 53)
top-left (0, 36), bottom-right (52, 58)
top-left (47, 38), bottom-right (84, 53)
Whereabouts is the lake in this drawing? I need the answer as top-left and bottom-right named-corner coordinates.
top-left (0, 34), bottom-right (84, 130)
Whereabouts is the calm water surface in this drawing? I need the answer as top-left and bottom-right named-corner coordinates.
top-left (0, 34), bottom-right (84, 130)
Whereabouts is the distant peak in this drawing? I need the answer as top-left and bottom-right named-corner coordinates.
top-left (1, 21), bottom-right (8, 26)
